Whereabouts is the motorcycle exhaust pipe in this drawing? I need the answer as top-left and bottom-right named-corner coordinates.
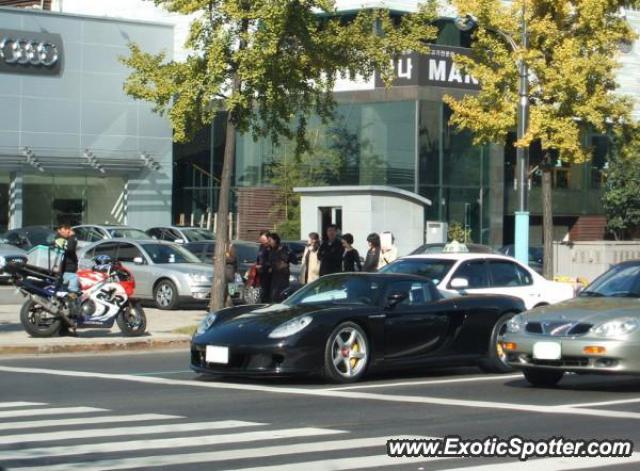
top-left (30, 294), bottom-right (76, 327)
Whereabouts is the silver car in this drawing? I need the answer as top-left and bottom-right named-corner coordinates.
top-left (502, 260), bottom-right (640, 387)
top-left (73, 225), bottom-right (150, 249)
top-left (78, 239), bottom-right (214, 309)
top-left (0, 243), bottom-right (27, 281)
top-left (146, 226), bottom-right (214, 244)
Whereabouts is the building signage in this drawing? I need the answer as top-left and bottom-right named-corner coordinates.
top-left (0, 29), bottom-right (63, 76)
top-left (375, 44), bottom-right (479, 90)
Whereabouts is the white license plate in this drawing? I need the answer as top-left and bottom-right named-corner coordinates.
top-left (205, 345), bottom-right (229, 364)
top-left (533, 341), bottom-right (561, 360)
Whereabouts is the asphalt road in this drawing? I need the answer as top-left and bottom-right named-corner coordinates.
top-left (0, 287), bottom-right (23, 305)
top-left (1, 351), bottom-right (640, 470)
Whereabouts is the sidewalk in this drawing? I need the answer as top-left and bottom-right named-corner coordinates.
top-left (0, 304), bottom-right (206, 356)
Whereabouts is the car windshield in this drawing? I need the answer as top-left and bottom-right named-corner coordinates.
top-left (108, 228), bottom-right (149, 240)
top-left (581, 264), bottom-right (640, 297)
top-left (182, 228), bottom-right (214, 241)
top-left (379, 259), bottom-right (455, 285)
top-left (141, 243), bottom-right (201, 264)
top-left (284, 276), bottom-right (380, 306)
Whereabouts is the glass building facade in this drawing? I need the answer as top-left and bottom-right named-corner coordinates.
top-left (172, 14), bottom-right (613, 246)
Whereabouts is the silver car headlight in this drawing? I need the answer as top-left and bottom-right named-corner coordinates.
top-left (591, 317), bottom-right (640, 337)
top-left (189, 273), bottom-right (210, 284)
top-left (196, 312), bottom-right (218, 335)
top-left (268, 316), bottom-right (313, 339)
top-left (506, 313), bottom-right (527, 334)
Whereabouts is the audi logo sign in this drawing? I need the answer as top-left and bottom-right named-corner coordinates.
top-left (0, 29), bottom-right (63, 76)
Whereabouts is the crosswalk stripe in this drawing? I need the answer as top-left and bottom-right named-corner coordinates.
top-left (0, 427), bottom-right (345, 461)
top-left (0, 420), bottom-right (263, 445)
top-left (7, 435), bottom-right (429, 471)
top-left (231, 454), bottom-right (451, 471)
top-left (0, 402), bottom-right (46, 408)
top-left (443, 452), bottom-right (640, 470)
top-left (1, 414), bottom-right (181, 432)
top-left (0, 407), bottom-right (106, 420)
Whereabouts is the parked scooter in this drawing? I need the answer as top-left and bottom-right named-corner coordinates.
top-left (1, 253), bottom-right (146, 337)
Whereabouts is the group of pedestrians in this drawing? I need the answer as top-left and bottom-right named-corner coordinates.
top-left (299, 225), bottom-right (398, 284)
top-left (250, 226), bottom-right (398, 303)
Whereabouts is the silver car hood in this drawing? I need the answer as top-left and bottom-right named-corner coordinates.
top-left (150, 262), bottom-right (213, 276)
top-left (525, 297), bottom-right (640, 324)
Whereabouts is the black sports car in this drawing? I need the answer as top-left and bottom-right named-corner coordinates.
top-left (191, 273), bottom-right (525, 382)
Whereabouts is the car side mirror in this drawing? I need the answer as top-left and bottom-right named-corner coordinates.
top-left (450, 278), bottom-right (469, 290)
top-left (385, 291), bottom-right (408, 309)
top-left (133, 256), bottom-right (144, 265)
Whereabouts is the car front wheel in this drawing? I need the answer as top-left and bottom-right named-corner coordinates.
top-left (154, 279), bottom-right (179, 310)
top-left (323, 322), bottom-right (369, 383)
top-left (523, 368), bottom-right (564, 387)
top-left (479, 312), bottom-right (515, 373)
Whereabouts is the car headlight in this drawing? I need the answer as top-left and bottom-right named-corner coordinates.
top-left (196, 312), bottom-right (217, 335)
top-left (189, 273), bottom-right (210, 284)
top-left (268, 316), bottom-right (313, 339)
top-left (506, 313), bottom-right (527, 334)
top-left (591, 317), bottom-right (640, 337)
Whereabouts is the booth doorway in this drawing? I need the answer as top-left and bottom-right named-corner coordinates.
top-left (319, 206), bottom-right (342, 239)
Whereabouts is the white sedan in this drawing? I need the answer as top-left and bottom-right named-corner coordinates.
top-left (380, 253), bottom-right (574, 310)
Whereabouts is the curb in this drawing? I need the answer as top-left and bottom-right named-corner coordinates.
top-left (0, 336), bottom-right (191, 356)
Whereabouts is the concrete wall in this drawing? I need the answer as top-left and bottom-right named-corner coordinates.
top-left (299, 190), bottom-right (426, 256)
top-left (553, 241), bottom-right (640, 283)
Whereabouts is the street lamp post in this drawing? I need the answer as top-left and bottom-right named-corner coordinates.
top-left (455, 11), bottom-right (530, 266)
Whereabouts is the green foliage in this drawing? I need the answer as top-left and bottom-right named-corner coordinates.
top-left (445, 0), bottom-right (637, 163)
top-left (603, 127), bottom-right (640, 240)
top-left (121, 0), bottom-right (438, 145)
top-left (448, 221), bottom-right (472, 243)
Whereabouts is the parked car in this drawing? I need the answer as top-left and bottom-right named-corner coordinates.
top-left (282, 240), bottom-right (306, 263)
top-left (185, 240), bottom-right (260, 274)
top-left (502, 260), bottom-right (640, 387)
top-left (73, 225), bottom-right (149, 248)
top-left (498, 244), bottom-right (544, 274)
top-left (146, 226), bottom-right (214, 243)
top-left (1, 226), bottom-right (55, 251)
top-left (191, 273), bottom-right (525, 382)
top-left (78, 239), bottom-right (218, 309)
top-left (0, 243), bottom-right (27, 282)
top-left (410, 242), bottom-right (496, 255)
top-left (380, 252), bottom-right (575, 310)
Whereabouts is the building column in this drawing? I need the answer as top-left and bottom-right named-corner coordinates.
top-left (8, 172), bottom-right (23, 230)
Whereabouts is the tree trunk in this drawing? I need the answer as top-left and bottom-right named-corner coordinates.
top-left (542, 166), bottom-right (554, 280)
top-left (209, 106), bottom-right (237, 311)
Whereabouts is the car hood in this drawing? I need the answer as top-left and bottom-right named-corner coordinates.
top-left (151, 263), bottom-right (213, 276)
top-left (196, 303), bottom-right (361, 343)
top-left (0, 244), bottom-right (26, 256)
top-left (524, 297), bottom-right (640, 324)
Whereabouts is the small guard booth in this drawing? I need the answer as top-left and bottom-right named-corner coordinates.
top-left (294, 185), bottom-right (432, 257)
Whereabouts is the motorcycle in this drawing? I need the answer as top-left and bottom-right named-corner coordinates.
top-left (1, 253), bottom-right (147, 338)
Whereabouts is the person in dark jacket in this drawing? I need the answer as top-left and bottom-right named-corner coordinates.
top-left (256, 230), bottom-right (272, 303)
top-left (54, 224), bottom-right (79, 293)
top-left (267, 232), bottom-right (295, 302)
top-left (362, 232), bottom-right (381, 272)
top-left (318, 224), bottom-right (344, 276)
top-left (341, 233), bottom-right (362, 272)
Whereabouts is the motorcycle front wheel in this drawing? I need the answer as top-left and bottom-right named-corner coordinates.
top-left (116, 301), bottom-right (147, 337)
top-left (20, 300), bottom-right (62, 337)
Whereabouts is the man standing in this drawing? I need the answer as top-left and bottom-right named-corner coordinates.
top-left (54, 224), bottom-right (80, 317)
top-left (54, 224), bottom-right (79, 293)
top-left (318, 224), bottom-right (344, 276)
top-left (256, 230), bottom-right (272, 303)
